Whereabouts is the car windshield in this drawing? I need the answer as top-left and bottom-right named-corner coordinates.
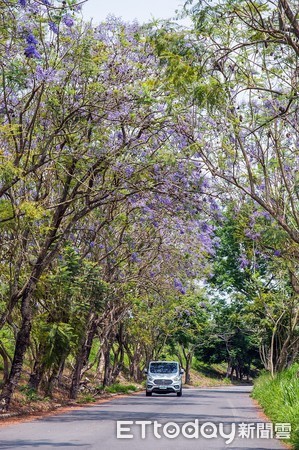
top-left (149, 362), bottom-right (178, 374)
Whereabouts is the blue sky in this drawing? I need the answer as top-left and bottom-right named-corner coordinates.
top-left (82, 0), bottom-right (185, 24)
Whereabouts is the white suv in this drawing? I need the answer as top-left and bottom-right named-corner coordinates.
top-left (145, 361), bottom-right (184, 397)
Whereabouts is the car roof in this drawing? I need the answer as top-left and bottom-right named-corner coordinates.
top-left (149, 361), bottom-right (178, 363)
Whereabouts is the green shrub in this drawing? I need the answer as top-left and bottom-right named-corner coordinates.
top-left (252, 364), bottom-right (299, 449)
top-left (104, 383), bottom-right (138, 394)
top-left (19, 386), bottom-right (42, 401)
top-left (77, 394), bottom-right (96, 404)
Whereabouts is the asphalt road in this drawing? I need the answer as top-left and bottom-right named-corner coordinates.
top-left (0, 386), bottom-right (287, 449)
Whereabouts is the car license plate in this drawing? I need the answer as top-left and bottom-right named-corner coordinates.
top-left (159, 385), bottom-right (167, 389)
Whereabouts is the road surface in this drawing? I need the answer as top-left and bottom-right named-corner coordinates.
top-left (0, 386), bottom-right (288, 449)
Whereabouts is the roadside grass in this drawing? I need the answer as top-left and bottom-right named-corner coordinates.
top-left (77, 382), bottom-right (140, 402)
top-left (77, 394), bottom-right (97, 404)
top-left (101, 383), bottom-right (138, 394)
top-left (252, 364), bottom-right (299, 449)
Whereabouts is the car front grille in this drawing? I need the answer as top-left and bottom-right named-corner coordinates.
top-left (154, 379), bottom-right (173, 385)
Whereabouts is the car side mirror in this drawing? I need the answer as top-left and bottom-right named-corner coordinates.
top-left (144, 368), bottom-right (148, 374)
top-left (180, 369), bottom-right (184, 375)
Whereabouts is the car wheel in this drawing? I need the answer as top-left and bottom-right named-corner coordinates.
top-left (146, 391), bottom-right (152, 396)
top-left (177, 389), bottom-right (182, 397)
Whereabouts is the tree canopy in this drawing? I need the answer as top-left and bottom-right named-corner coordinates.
top-left (0, 0), bottom-right (298, 410)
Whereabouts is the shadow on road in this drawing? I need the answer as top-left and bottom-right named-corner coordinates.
top-left (0, 440), bottom-right (86, 448)
top-left (37, 409), bottom-right (262, 424)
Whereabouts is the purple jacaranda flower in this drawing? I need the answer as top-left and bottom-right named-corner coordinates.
top-left (35, 66), bottom-right (62, 83)
top-left (174, 280), bottom-right (186, 295)
top-left (210, 200), bottom-right (219, 211)
top-left (41, 0), bottom-right (51, 4)
top-left (63, 15), bottom-right (74, 27)
top-left (245, 229), bottom-right (260, 241)
top-left (201, 222), bottom-right (210, 233)
top-left (125, 166), bottom-right (134, 178)
top-left (28, 2), bottom-right (39, 13)
top-left (153, 164), bottom-right (160, 174)
top-left (24, 45), bottom-right (42, 59)
top-left (239, 254), bottom-right (250, 269)
top-left (201, 178), bottom-right (210, 189)
top-left (174, 278), bottom-right (184, 292)
top-left (160, 196), bottom-right (172, 206)
top-left (131, 252), bottom-right (141, 263)
top-left (26, 33), bottom-right (38, 45)
top-left (263, 99), bottom-right (273, 110)
top-left (18, 0), bottom-right (26, 6)
top-left (48, 21), bottom-right (59, 34)
top-left (35, 66), bottom-right (51, 82)
top-left (273, 250), bottom-right (281, 257)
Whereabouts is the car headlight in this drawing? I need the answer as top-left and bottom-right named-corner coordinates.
top-left (148, 376), bottom-right (154, 382)
top-left (173, 376), bottom-right (181, 381)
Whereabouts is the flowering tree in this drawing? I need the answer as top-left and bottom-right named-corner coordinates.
top-left (0, 1), bottom-right (218, 409)
top-left (146, 0), bottom-right (299, 372)
top-left (179, 0), bottom-right (299, 243)
top-left (171, 0), bottom-right (299, 370)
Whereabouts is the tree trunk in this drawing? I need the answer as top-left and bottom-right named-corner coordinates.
top-left (28, 360), bottom-right (47, 391)
top-left (103, 342), bottom-right (112, 387)
top-left (57, 359), bottom-right (65, 387)
top-left (225, 360), bottom-right (232, 378)
top-left (45, 359), bottom-right (65, 397)
top-left (45, 371), bottom-right (57, 398)
top-left (110, 325), bottom-right (125, 382)
top-left (130, 355), bottom-right (142, 382)
top-left (70, 313), bottom-right (98, 399)
top-left (28, 342), bottom-right (48, 391)
top-left (96, 346), bottom-right (105, 382)
top-left (0, 342), bottom-right (11, 384)
top-left (184, 352), bottom-right (192, 384)
top-left (110, 347), bottom-right (121, 383)
top-left (0, 286), bottom-right (33, 412)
